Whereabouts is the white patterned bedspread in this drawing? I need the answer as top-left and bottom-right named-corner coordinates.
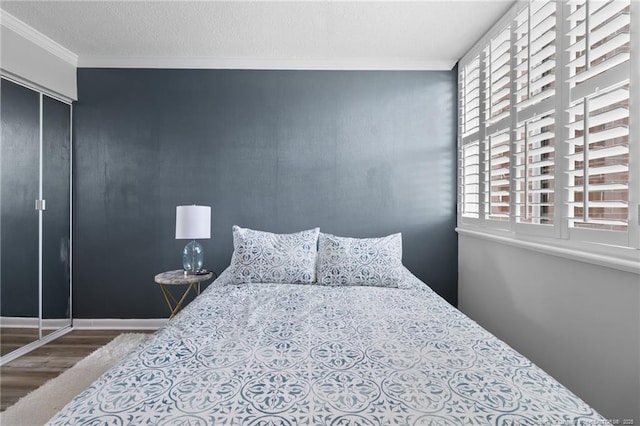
top-left (49, 268), bottom-right (608, 425)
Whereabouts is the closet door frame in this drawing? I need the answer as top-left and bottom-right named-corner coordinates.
top-left (0, 75), bottom-right (73, 366)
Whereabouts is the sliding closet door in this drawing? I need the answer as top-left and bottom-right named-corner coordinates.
top-left (42, 95), bottom-right (72, 334)
top-left (0, 79), bottom-right (41, 355)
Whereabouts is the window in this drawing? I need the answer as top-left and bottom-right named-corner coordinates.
top-left (457, 0), bottom-right (638, 252)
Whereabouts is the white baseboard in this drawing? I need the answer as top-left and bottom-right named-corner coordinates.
top-left (44, 319), bottom-right (71, 329)
top-left (1, 317), bottom-right (168, 330)
top-left (72, 318), bottom-right (168, 330)
top-left (1, 317), bottom-right (71, 329)
top-left (0, 317), bottom-right (38, 328)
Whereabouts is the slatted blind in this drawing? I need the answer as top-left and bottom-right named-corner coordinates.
top-left (484, 130), bottom-right (511, 220)
top-left (567, 0), bottom-right (631, 87)
top-left (514, 1), bottom-right (557, 112)
top-left (460, 56), bottom-right (482, 219)
top-left (482, 28), bottom-right (512, 222)
top-left (486, 29), bottom-right (511, 127)
top-left (513, 0), bottom-right (556, 227)
top-left (514, 113), bottom-right (556, 225)
top-left (461, 142), bottom-right (481, 218)
top-left (566, 0), bottom-right (631, 233)
top-left (462, 57), bottom-right (481, 137)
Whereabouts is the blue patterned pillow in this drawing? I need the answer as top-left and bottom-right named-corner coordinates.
top-left (317, 232), bottom-right (403, 287)
top-left (230, 226), bottom-right (320, 284)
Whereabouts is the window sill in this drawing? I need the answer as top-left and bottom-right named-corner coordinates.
top-left (456, 227), bottom-right (640, 275)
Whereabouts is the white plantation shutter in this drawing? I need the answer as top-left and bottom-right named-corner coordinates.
top-left (514, 1), bottom-right (557, 113)
top-left (457, 0), bottom-right (638, 252)
top-left (461, 142), bottom-right (481, 218)
top-left (484, 130), bottom-right (511, 221)
top-left (512, 0), bottom-right (557, 234)
top-left (486, 28), bottom-right (511, 128)
top-left (567, 0), bottom-right (631, 88)
top-left (565, 0), bottom-right (631, 245)
top-left (514, 113), bottom-right (556, 227)
top-left (459, 56), bottom-right (482, 220)
top-left (462, 56), bottom-right (481, 138)
top-left (482, 28), bottom-right (512, 224)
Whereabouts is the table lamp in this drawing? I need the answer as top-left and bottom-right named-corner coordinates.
top-left (175, 205), bottom-right (211, 275)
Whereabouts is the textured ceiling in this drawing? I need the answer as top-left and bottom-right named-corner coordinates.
top-left (0, 1), bottom-right (514, 69)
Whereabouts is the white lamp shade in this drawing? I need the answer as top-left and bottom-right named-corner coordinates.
top-left (175, 205), bottom-right (211, 239)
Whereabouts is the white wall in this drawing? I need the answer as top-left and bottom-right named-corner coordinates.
top-left (459, 233), bottom-right (640, 421)
top-left (0, 22), bottom-right (77, 101)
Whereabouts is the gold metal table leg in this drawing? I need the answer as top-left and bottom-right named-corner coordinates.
top-left (159, 282), bottom-right (198, 319)
top-left (171, 282), bottom-right (198, 317)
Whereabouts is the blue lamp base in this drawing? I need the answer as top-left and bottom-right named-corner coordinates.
top-left (182, 240), bottom-right (204, 275)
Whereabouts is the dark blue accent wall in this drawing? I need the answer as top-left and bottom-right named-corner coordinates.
top-left (73, 68), bottom-right (457, 318)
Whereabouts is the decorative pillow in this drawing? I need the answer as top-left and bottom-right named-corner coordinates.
top-left (230, 226), bottom-right (320, 284)
top-left (317, 232), bottom-right (403, 287)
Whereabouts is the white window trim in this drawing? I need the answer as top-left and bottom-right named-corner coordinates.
top-left (456, 227), bottom-right (640, 275)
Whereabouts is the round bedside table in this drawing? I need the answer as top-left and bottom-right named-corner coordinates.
top-left (154, 270), bottom-right (216, 318)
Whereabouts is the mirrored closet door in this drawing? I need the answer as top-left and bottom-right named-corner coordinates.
top-left (0, 77), bottom-right (72, 362)
top-left (41, 95), bottom-right (72, 336)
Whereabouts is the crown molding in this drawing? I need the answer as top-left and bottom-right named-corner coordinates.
top-left (0, 9), bottom-right (454, 71)
top-left (0, 9), bottom-right (78, 67)
top-left (78, 55), bottom-right (456, 71)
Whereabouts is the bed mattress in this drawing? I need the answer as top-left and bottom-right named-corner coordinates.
top-left (48, 268), bottom-right (608, 425)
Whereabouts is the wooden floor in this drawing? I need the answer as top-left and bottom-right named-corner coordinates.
top-left (0, 328), bottom-right (40, 357)
top-left (0, 329), bottom-right (154, 411)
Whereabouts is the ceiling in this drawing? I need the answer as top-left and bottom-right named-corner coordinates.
top-left (0, 1), bottom-right (515, 70)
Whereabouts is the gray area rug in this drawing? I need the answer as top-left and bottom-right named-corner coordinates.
top-left (0, 333), bottom-right (149, 426)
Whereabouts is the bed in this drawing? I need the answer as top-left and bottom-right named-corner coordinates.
top-left (48, 228), bottom-right (608, 425)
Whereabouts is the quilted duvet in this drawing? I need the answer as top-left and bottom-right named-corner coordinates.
top-left (48, 268), bottom-right (608, 425)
